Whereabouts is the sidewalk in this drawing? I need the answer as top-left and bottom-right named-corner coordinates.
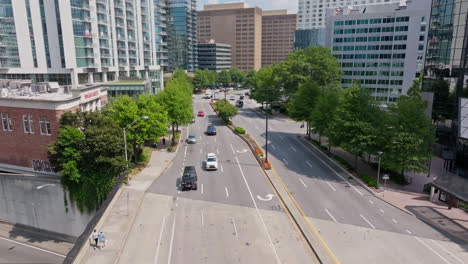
top-left (306, 133), bottom-right (468, 243)
top-left (73, 146), bottom-right (178, 264)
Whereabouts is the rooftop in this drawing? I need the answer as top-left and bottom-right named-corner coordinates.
top-left (108, 80), bottom-right (145, 84)
top-left (204, 2), bottom-right (249, 11)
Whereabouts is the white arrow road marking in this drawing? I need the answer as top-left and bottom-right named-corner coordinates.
top-left (154, 216), bottom-right (166, 264)
top-left (327, 182), bottom-right (336, 191)
top-left (257, 194), bottom-right (275, 201)
top-left (299, 178), bottom-right (307, 188)
top-left (325, 209), bottom-right (337, 223)
top-left (306, 161), bottom-right (313, 167)
top-left (415, 237), bottom-right (452, 264)
top-left (360, 214), bottom-right (375, 229)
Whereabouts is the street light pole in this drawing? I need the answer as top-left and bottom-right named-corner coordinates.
top-left (377, 151), bottom-right (383, 189)
top-left (265, 88), bottom-right (269, 163)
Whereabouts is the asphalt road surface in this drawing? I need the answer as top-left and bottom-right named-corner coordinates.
top-left (225, 90), bottom-right (468, 264)
top-left (119, 94), bottom-right (315, 264)
top-left (0, 236), bottom-right (65, 264)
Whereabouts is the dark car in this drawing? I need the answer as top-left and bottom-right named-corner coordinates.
top-left (240, 95), bottom-right (244, 100)
top-left (181, 166), bottom-right (198, 190)
top-left (207, 125), bottom-right (216, 135)
top-left (236, 100), bottom-right (244, 108)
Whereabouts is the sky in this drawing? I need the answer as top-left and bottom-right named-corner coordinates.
top-left (197, 0), bottom-right (298, 13)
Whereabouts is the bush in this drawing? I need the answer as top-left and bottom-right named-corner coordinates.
top-left (360, 174), bottom-right (377, 187)
top-left (459, 201), bottom-right (468, 211)
top-left (167, 146), bottom-right (174, 152)
top-left (174, 132), bottom-right (180, 140)
top-left (333, 156), bottom-right (354, 171)
top-left (227, 120), bottom-right (233, 125)
top-left (235, 126), bottom-right (246, 134)
top-left (319, 145), bottom-right (328, 152)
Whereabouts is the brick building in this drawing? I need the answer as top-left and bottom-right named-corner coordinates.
top-left (0, 80), bottom-right (107, 175)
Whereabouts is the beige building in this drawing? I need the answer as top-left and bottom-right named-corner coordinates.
top-left (262, 10), bottom-right (297, 67)
top-left (199, 3), bottom-right (297, 72)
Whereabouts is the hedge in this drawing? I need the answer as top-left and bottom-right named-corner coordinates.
top-left (360, 173), bottom-right (377, 187)
top-left (333, 156), bottom-right (354, 171)
top-left (235, 126), bottom-right (246, 134)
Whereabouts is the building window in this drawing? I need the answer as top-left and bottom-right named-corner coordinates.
top-left (418, 45), bottom-right (424, 50)
top-left (1, 113), bottom-right (12, 131)
top-left (40, 117), bottom-right (51, 135)
top-left (23, 115), bottom-right (34, 134)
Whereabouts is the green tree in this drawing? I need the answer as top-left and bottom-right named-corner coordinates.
top-left (48, 111), bottom-right (127, 212)
top-left (245, 69), bottom-right (256, 88)
top-left (275, 46), bottom-right (342, 96)
top-left (382, 96), bottom-right (435, 176)
top-left (328, 84), bottom-right (383, 172)
top-left (157, 80), bottom-right (193, 144)
top-left (214, 99), bottom-right (239, 121)
top-left (104, 95), bottom-right (168, 162)
top-left (205, 69), bottom-right (216, 87)
top-left (407, 70), bottom-right (424, 98)
top-left (192, 69), bottom-right (206, 88)
top-left (250, 66), bottom-right (282, 108)
top-left (229, 67), bottom-right (246, 85)
top-left (288, 81), bottom-right (321, 136)
top-left (217, 69), bottom-right (231, 86)
top-left (310, 91), bottom-right (340, 145)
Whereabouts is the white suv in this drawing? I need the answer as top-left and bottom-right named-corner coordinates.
top-left (205, 153), bottom-right (218, 170)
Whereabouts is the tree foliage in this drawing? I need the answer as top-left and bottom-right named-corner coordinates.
top-left (104, 95), bottom-right (168, 161)
top-left (250, 66), bottom-right (282, 105)
top-left (310, 91), bottom-right (340, 144)
top-left (382, 96), bottom-right (435, 175)
top-left (193, 69), bottom-right (216, 88)
top-left (275, 46), bottom-right (342, 96)
top-left (48, 111), bottom-right (127, 212)
top-left (156, 74), bottom-right (193, 143)
top-left (288, 81), bottom-right (321, 123)
top-left (229, 67), bottom-right (246, 85)
top-left (217, 69), bottom-right (231, 86)
top-left (245, 69), bottom-right (256, 88)
top-left (328, 84), bottom-right (383, 172)
top-left (214, 99), bottom-right (239, 121)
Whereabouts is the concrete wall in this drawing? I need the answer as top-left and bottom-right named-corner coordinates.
top-left (0, 175), bottom-right (93, 238)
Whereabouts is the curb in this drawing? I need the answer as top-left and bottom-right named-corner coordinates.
top-left (300, 136), bottom-right (414, 217)
top-left (72, 150), bottom-right (177, 264)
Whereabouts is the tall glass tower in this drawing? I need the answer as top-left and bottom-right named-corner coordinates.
top-left (167, 0), bottom-right (197, 72)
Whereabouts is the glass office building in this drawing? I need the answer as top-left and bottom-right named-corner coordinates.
top-left (326, 0), bottom-right (430, 104)
top-left (166, 0), bottom-right (198, 72)
top-left (294, 28), bottom-right (326, 49)
top-left (423, 0), bottom-right (468, 176)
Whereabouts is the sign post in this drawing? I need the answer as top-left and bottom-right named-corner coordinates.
top-left (382, 174), bottom-right (389, 197)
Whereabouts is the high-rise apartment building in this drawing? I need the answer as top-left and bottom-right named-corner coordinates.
top-left (0, 0), bottom-right (163, 93)
top-left (326, 0), bottom-right (431, 103)
top-left (422, 0), bottom-right (468, 175)
top-left (165, 0), bottom-right (198, 72)
top-left (197, 3), bottom-right (262, 72)
top-left (198, 40), bottom-right (231, 72)
top-left (154, 0), bottom-right (171, 72)
top-left (298, 0), bottom-right (400, 30)
top-left (261, 10), bottom-right (297, 67)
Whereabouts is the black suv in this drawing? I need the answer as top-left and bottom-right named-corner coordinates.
top-left (181, 166), bottom-right (198, 191)
top-left (207, 125), bottom-right (216, 135)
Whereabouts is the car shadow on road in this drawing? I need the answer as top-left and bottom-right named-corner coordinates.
top-left (407, 205), bottom-right (468, 246)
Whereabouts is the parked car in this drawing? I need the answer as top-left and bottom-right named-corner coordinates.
top-left (198, 110), bottom-right (205, 117)
top-left (240, 95), bottom-right (244, 100)
top-left (236, 100), bottom-right (244, 108)
top-left (206, 125), bottom-right (216, 135)
top-left (205, 153), bottom-right (218, 170)
top-left (181, 166), bottom-right (198, 190)
top-left (186, 135), bottom-right (197, 144)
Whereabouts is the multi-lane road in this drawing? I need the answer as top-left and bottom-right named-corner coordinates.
top-left (228, 90), bottom-right (468, 263)
top-left (115, 94), bottom-right (315, 264)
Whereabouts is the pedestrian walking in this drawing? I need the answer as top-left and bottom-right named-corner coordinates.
top-left (98, 232), bottom-right (106, 250)
top-left (92, 230), bottom-right (99, 249)
top-left (300, 122), bottom-right (305, 128)
top-left (162, 137), bottom-right (166, 145)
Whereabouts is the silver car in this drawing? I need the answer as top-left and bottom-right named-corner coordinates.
top-left (187, 135), bottom-right (197, 144)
